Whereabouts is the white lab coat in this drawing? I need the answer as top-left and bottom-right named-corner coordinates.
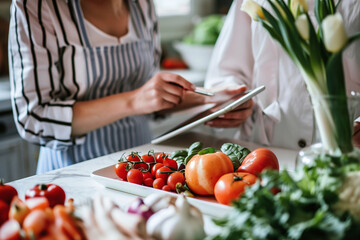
top-left (205, 0), bottom-right (360, 150)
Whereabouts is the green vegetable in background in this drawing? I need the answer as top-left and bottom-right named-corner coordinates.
top-left (221, 143), bottom-right (251, 170)
top-left (183, 15), bottom-right (224, 45)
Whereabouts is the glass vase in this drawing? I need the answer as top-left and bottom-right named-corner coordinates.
top-left (296, 93), bottom-right (360, 167)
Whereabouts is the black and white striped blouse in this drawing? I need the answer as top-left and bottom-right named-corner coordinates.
top-left (8, 0), bottom-right (161, 173)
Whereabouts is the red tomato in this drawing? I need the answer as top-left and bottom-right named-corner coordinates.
top-left (167, 172), bottom-right (185, 191)
top-left (127, 169), bottom-right (143, 185)
top-left (237, 148), bottom-right (279, 175)
top-left (161, 57), bottom-right (188, 69)
top-left (185, 152), bottom-right (234, 195)
top-left (153, 178), bottom-right (165, 189)
top-left (0, 180), bottom-right (18, 205)
top-left (25, 184), bottom-right (66, 208)
top-left (114, 162), bottom-right (132, 180)
top-left (162, 185), bottom-right (172, 192)
top-left (0, 219), bottom-right (21, 240)
top-left (214, 172), bottom-right (257, 205)
top-left (134, 162), bottom-right (150, 172)
top-left (151, 163), bottom-right (164, 177)
top-left (141, 152), bottom-right (155, 163)
top-left (0, 200), bottom-right (9, 226)
top-left (156, 153), bottom-right (169, 163)
top-left (142, 172), bottom-right (153, 180)
top-left (127, 152), bottom-right (140, 162)
top-left (143, 178), bottom-right (154, 187)
top-left (163, 158), bottom-right (178, 171)
top-left (155, 166), bottom-right (172, 183)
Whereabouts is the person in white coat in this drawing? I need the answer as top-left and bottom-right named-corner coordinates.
top-left (204, 0), bottom-right (360, 150)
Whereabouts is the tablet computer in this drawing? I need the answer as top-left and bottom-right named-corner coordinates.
top-left (151, 85), bottom-right (265, 144)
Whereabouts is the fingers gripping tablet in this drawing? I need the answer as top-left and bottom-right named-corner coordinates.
top-left (151, 85), bottom-right (265, 144)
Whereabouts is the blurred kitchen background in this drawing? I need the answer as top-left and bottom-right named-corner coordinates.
top-left (0, 0), bottom-right (233, 182)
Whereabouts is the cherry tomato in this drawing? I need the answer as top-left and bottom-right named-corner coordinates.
top-left (237, 148), bottom-right (279, 176)
top-left (155, 166), bottom-right (172, 183)
top-left (142, 172), bottom-right (153, 180)
top-left (141, 152), bottom-right (155, 163)
top-left (162, 185), bottom-right (172, 192)
top-left (0, 200), bottom-right (9, 226)
top-left (143, 178), bottom-right (154, 187)
top-left (114, 162), bottom-right (132, 180)
top-left (134, 162), bottom-right (150, 172)
top-left (127, 152), bottom-right (140, 162)
top-left (214, 172), bottom-right (257, 205)
top-left (151, 163), bottom-right (164, 177)
top-left (0, 219), bottom-right (21, 240)
top-left (156, 153), bottom-right (169, 163)
top-left (127, 169), bottom-right (143, 185)
top-left (163, 158), bottom-right (178, 171)
top-left (153, 178), bottom-right (165, 189)
top-left (0, 180), bottom-right (18, 205)
top-left (167, 172), bottom-right (185, 191)
top-left (25, 184), bottom-right (66, 208)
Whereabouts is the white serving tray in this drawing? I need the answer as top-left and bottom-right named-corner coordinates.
top-left (91, 164), bottom-right (232, 218)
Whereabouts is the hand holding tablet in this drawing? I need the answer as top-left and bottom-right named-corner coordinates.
top-left (151, 85), bottom-right (265, 144)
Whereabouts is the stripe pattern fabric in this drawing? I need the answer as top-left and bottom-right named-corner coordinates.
top-left (8, 0), bottom-right (161, 173)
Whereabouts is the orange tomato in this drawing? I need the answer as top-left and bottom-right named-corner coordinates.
top-left (237, 148), bottom-right (279, 175)
top-left (25, 197), bottom-right (50, 211)
top-left (214, 172), bottom-right (257, 205)
top-left (23, 209), bottom-right (49, 237)
top-left (185, 152), bottom-right (234, 195)
top-left (9, 196), bottom-right (30, 225)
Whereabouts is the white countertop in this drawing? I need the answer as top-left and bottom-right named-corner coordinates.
top-left (7, 131), bottom-right (298, 237)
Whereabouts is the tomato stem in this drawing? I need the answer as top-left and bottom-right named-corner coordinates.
top-left (39, 184), bottom-right (48, 190)
top-left (232, 175), bottom-right (251, 185)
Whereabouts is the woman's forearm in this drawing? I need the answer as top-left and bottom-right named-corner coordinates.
top-left (71, 92), bottom-right (136, 136)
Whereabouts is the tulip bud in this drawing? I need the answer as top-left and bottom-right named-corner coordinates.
top-left (240, 0), bottom-right (265, 21)
top-left (291, 0), bottom-right (308, 17)
top-left (322, 13), bottom-right (348, 53)
top-left (295, 14), bottom-right (309, 40)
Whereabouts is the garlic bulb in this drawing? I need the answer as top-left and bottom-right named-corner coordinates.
top-left (143, 193), bottom-right (176, 212)
top-left (333, 171), bottom-right (360, 220)
top-left (146, 194), bottom-right (206, 240)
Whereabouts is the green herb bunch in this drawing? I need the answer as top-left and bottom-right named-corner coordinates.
top-left (207, 153), bottom-right (360, 240)
top-left (241, 0), bottom-right (360, 155)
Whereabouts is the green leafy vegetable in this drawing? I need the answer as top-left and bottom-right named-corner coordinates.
top-left (207, 153), bottom-right (360, 240)
top-left (183, 15), bottom-right (224, 45)
top-left (221, 143), bottom-right (251, 170)
top-left (169, 142), bottom-right (204, 166)
top-left (198, 147), bottom-right (217, 155)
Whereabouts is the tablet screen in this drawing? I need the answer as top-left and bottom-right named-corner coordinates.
top-left (151, 85), bottom-right (265, 144)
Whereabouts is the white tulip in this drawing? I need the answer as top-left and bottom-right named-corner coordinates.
top-left (291, 0), bottom-right (308, 17)
top-left (322, 13), bottom-right (348, 53)
top-left (295, 14), bottom-right (309, 40)
top-left (241, 0), bottom-right (265, 21)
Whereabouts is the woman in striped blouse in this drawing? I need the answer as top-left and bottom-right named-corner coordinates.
top-left (8, 0), bottom-right (203, 173)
